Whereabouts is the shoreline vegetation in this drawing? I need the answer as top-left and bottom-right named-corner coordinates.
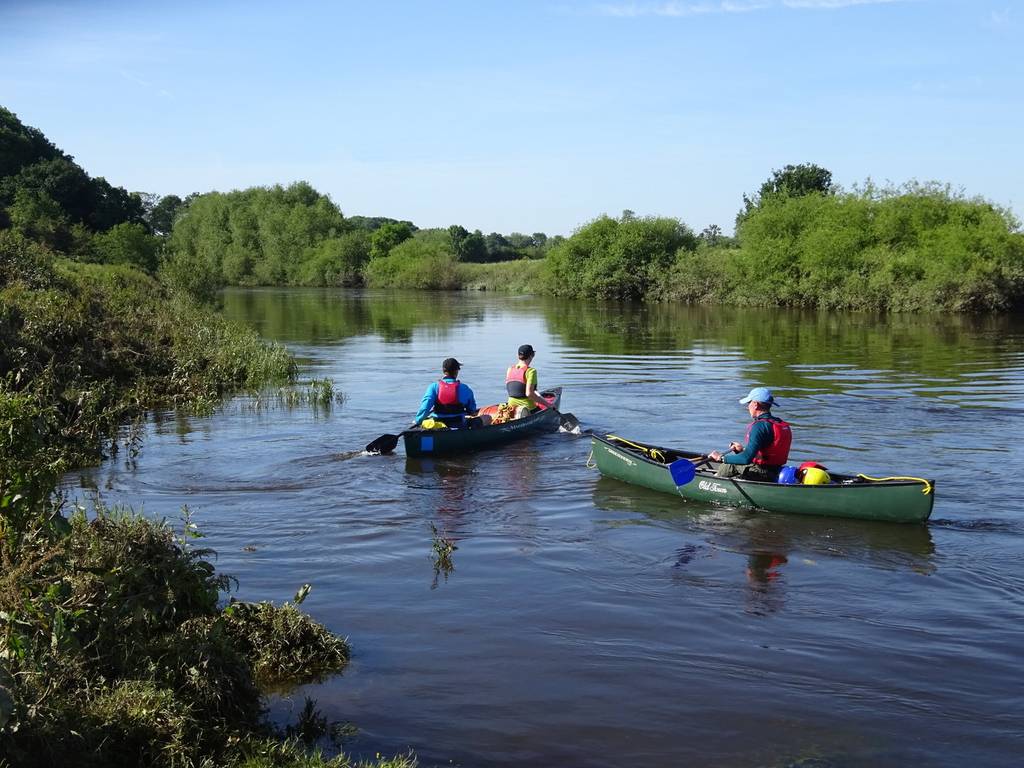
top-left (158, 170), bottom-right (1024, 312)
top-left (1, 106), bottom-right (414, 766)
top-left (1, 99), bottom-right (1022, 765)
top-left (5, 108), bottom-right (1021, 315)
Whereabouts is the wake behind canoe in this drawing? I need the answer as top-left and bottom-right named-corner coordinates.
top-left (590, 434), bottom-right (935, 524)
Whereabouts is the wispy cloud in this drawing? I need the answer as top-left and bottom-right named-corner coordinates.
top-left (119, 69), bottom-right (173, 99)
top-left (596, 0), bottom-right (907, 16)
top-left (782, 0), bottom-right (903, 8)
top-left (983, 8), bottom-right (1011, 29)
top-left (597, 1), bottom-right (769, 16)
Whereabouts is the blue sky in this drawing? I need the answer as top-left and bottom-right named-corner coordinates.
top-left (1, 0), bottom-right (1020, 235)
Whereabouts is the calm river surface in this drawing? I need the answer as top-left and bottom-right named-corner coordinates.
top-left (66, 289), bottom-right (1024, 767)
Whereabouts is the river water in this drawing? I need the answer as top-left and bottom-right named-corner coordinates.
top-left (66, 288), bottom-right (1024, 767)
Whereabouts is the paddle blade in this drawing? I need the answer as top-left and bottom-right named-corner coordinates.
top-left (365, 433), bottom-right (401, 455)
top-left (668, 458), bottom-right (696, 486)
top-left (557, 411), bottom-right (581, 433)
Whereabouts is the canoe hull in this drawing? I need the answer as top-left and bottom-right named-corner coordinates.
top-left (404, 388), bottom-right (562, 457)
top-left (591, 435), bottom-right (934, 524)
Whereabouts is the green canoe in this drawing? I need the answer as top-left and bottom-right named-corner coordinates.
top-left (590, 434), bottom-right (935, 524)
top-left (403, 387), bottom-right (563, 457)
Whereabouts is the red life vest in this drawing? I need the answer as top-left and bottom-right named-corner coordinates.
top-left (744, 415), bottom-right (792, 466)
top-left (505, 364), bottom-right (532, 398)
top-left (434, 379), bottom-right (467, 415)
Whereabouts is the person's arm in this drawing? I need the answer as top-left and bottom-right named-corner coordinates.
top-left (413, 383), bottom-right (438, 426)
top-left (724, 421), bottom-right (771, 464)
top-left (524, 369), bottom-right (547, 408)
top-left (460, 383), bottom-right (477, 414)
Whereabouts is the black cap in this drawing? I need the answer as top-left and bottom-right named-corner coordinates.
top-left (517, 344), bottom-right (535, 358)
top-left (442, 357), bottom-right (462, 373)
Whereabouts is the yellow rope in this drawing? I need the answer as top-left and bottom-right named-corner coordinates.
top-left (856, 474), bottom-right (933, 495)
top-left (606, 434), bottom-right (667, 463)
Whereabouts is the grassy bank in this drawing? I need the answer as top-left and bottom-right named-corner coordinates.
top-left (1, 230), bottom-right (296, 472)
top-left (0, 232), bottom-right (411, 766)
top-left (360, 234), bottom-right (547, 293)
top-left (458, 259), bottom-right (546, 293)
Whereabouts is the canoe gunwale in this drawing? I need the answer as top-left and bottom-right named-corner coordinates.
top-left (402, 386), bottom-right (562, 457)
top-left (592, 434), bottom-right (930, 489)
top-left (590, 434), bottom-right (935, 523)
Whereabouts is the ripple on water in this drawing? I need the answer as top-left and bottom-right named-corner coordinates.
top-left (63, 290), bottom-right (1024, 768)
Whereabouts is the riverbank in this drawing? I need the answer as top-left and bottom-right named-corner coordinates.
top-left (0, 232), bottom-right (412, 767)
top-left (164, 181), bottom-right (1024, 313)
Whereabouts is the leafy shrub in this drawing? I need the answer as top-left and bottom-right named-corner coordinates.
top-left (363, 232), bottom-right (462, 289)
top-left (545, 213), bottom-right (699, 299)
top-left (0, 507), bottom-right (354, 768)
top-left (164, 183), bottom-right (348, 291)
top-left (90, 221), bottom-right (160, 273)
top-left (658, 183), bottom-right (1024, 312)
top-left (296, 230), bottom-right (371, 286)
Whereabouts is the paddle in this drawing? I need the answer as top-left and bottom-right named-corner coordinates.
top-left (668, 458), bottom-right (697, 486)
top-left (364, 431), bottom-right (409, 455)
top-left (551, 408), bottom-right (580, 431)
top-left (668, 449), bottom-right (730, 486)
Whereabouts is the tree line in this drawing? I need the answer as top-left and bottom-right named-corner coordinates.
top-left (3, 105), bottom-right (1022, 312)
top-left (546, 167), bottom-right (1024, 312)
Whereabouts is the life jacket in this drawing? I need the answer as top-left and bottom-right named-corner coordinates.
top-left (433, 379), bottom-right (469, 416)
top-left (744, 414), bottom-right (792, 467)
top-left (505, 363), bottom-right (533, 398)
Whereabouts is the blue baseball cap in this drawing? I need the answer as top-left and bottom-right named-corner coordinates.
top-left (739, 386), bottom-right (776, 406)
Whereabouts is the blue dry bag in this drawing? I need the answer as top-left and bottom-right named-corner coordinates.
top-left (777, 465), bottom-right (798, 484)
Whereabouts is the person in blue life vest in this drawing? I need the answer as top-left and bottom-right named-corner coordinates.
top-left (412, 358), bottom-right (487, 429)
top-left (708, 386), bottom-right (792, 481)
top-left (505, 344), bottom-right (548, 418)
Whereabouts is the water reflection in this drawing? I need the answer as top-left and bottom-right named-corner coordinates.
top-left (542, 299), bottom-right (1024, 407)
top-left (91, 287), bottom-right (1024, 767)
top-left (591, 476), bottom-right (937, 584)
top-left (224, 287), bottom-right (503, 344)
top-left (404, 457), bottom-right (475, 518)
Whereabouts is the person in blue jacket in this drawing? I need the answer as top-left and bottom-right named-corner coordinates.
top-left (412, 358), bottom-right (484, 428)
top-left (708, 386), bottom-right (792, 481)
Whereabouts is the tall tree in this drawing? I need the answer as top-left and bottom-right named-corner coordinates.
top-left (740, 163), bottom-right (834, 223)
top-left (369, 221), bottom-right (414, 259)
top-left (147, 194), bottom-right (185, 236)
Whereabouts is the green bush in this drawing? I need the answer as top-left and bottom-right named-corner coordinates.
top-left (545, 213), bottom-right (699, 299)
top-left (164, 183), bottom-right (349, 291)
top-left (0, 507), bottom-right (353, 768)
top-left (658, 184), bottom-right (1024, 312)
top-left (0, 232), bottom-right (295, 471)
top-left (91, 221), bottom-right (160, 273)
top-left (296, 230), bottom-right (371, 286)
top-left (363, 231), bottom-right (462, 289)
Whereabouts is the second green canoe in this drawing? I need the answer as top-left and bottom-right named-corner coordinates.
top-left (591, 434), bottom-right (935, 524)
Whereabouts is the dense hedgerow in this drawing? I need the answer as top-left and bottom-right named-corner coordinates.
top-left (657, 183), bottom-right (1024, 312)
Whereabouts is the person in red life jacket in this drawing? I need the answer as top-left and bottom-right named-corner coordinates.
top-left (505, 344), bottom-right (548, 418)
top-left (412, 358), bottom-right (485, 428)
top-left (708, 386), bottom-right (792, 481)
